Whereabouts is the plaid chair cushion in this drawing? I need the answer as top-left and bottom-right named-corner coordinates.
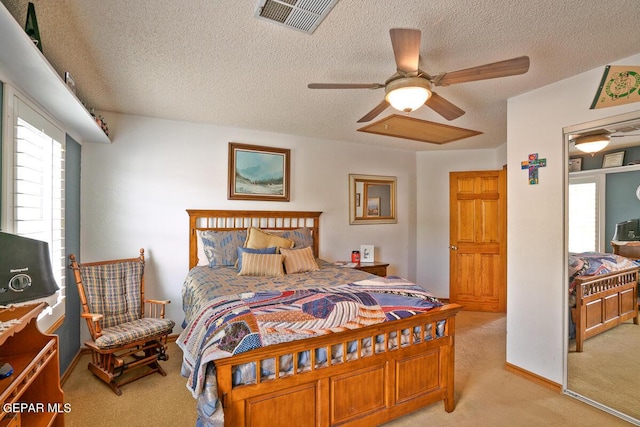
top-left (80, 261), bottom-right (144, 329)
top-left (94, 317), bottom-right (175, 350)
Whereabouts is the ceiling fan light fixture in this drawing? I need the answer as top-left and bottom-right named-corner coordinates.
top-left (385, 77), bottom-right (432, 113)
top-left (573, 133), bottom-right (610, 154)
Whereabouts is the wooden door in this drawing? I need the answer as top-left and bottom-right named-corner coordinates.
top-left (449, 169), bottom-right (506, 312)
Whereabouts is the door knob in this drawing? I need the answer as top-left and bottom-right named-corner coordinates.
top-left (450, 245), bottom-right (458, 250)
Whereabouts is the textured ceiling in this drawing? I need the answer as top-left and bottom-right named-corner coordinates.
top-left (2, 0), bottom-right (640, 151)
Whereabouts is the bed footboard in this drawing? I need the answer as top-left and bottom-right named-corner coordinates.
top-left (214, 304), bottom-right (461, 427)
top-left (573, 268), bottom-right (638, 352)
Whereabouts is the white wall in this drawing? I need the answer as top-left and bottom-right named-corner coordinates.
top-left (506, 52), bottom-right (640, 383)
top-left (80, 113), bottom-right (417, 334)
top-left (415, 147), bottom-right (506, 298)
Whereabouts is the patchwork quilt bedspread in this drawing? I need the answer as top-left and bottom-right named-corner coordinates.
top-left (568, 252), bottom-right (640, 306)
top-left (181, 260), bottom-right (376, 327)
top-left (178, 275), bottom-right (442, 399)
top-left (178, 261), bottom-right (443, 426)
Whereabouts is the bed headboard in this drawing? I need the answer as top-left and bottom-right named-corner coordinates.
top-left (187, 210), bottom-right (322, 269)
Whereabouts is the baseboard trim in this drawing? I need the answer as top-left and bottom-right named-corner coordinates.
top-left (61, 348), bottom-right (88, 386)
top-left (504, 362), bottom-right (562, 393)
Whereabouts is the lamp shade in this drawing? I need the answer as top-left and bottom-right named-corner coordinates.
top-left (573, 134), bottom-right (610, 153)
top-left (385, 77), bottom-right (432, 113)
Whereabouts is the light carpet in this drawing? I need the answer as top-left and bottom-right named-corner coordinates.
top-left (63, 311), bottom-right (633, 426)
top-left (567, 319), bottom-right (640, 422)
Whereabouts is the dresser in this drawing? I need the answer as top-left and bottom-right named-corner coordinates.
top-left (354, 261), bottom-right (389, 277)
top-left (0, 303), bottom-right (65, 426)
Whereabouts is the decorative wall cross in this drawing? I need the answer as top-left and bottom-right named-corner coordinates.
top-left (521, 153), bottom-right (547, 185)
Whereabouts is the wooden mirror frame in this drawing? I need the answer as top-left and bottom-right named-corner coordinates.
top-left (349, 174), bottom-right (397, 225)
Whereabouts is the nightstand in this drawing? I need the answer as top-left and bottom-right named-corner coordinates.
top-left (354, 261), bottom-right (389, 277)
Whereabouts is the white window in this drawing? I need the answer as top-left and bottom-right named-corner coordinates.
top-left (2, 91), bottom-right (66, 332)
top-left (568, 174), bottom-right (605, 253)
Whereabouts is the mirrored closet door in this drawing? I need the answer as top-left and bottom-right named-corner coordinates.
top-left (564, 110), bottom-right (640, 424)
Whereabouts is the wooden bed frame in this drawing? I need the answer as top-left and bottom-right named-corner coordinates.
top-left (187, 209), bottom-right (461, 427)
top-left (571, 267), bottom-right (638, 352)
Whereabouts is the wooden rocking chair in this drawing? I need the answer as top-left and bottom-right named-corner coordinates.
top-left (69, 249), bottom-right (174, 395)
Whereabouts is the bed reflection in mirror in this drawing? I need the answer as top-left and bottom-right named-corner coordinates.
top-left (349, 174), bottom-right (397, 224)
top-left (565, 110), bottom-right (640, 425)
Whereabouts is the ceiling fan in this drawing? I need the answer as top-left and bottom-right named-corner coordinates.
top-left (308, 28), bottom-right (530, 123)
top-left (570, 120), bottom-right (640, 154)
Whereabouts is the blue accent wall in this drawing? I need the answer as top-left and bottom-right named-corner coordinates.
top-left (572, 144), bottom-right (640, 253)
top-left (55, 134), bottom-right (81, 374)
top-left (575, 146), bottom-right (640, 171)
top-left (605, 170), bottom-right (640, 252)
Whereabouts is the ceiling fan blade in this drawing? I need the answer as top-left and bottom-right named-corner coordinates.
top-left (425, 92), bottom-right (465, 120)
top-left (308, 83), bottom-right (384, 89)
top-left (357, 99), bottom-right (390, 123)
top-left (435, 56), bottom-right (530, 86)
top-left (389, 28), bottom-right (421, 74)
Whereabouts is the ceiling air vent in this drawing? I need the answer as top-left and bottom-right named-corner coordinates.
top-left (255, 0), bottom-right (340, 34)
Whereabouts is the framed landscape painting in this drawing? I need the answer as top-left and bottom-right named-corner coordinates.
top-left (228, 143), bottom-right (290, 201)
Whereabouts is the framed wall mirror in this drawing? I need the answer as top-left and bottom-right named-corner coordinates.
top-left (349, 174), bottom-right (397, 225)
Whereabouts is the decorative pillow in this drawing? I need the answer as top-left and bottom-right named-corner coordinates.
top-left (280, 246), bottom-right (319, 274)
top-left (237, 246), bottom-right (277, 271)
top-left (237, 253), bottom-right (285, 277)
top-left (199, 229), bottom-right (247, 267)
top-left (267, 228), bottom-right (314, 250)
top-left (196, 231), bottom-right (208, 266)
top-left (244, 227), bottom-right (294, 251)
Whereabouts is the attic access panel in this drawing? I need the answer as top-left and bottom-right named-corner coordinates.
top-left (255, 0), bottom-right (340, 34)
top-left (357, 114), bottom-right (483, 145)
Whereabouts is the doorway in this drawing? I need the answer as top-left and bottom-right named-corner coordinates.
top-left (449, 168), bottom-right (507, 312)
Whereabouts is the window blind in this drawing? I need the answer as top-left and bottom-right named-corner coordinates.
top-left (568, 176), bottom-right (604, 253)
top-left (10, 96), bottom-right (66, 331)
